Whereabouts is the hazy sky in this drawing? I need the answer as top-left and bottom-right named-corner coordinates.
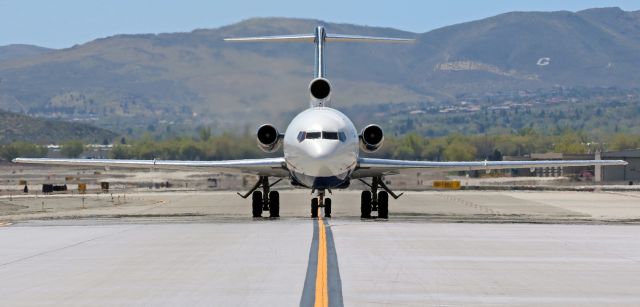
top-left (1, 0), bottom-right (640, 48)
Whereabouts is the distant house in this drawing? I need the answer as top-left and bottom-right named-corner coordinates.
top-left (45, 145), bottom-right (62, 158)
top-left (46, 144), bottom-right (113, 159)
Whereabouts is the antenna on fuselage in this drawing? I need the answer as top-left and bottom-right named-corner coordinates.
top-left (224, 26), bottom-right (414, 107)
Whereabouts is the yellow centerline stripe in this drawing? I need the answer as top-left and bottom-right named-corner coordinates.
top-left (314, 217), bottom-right (329, 307)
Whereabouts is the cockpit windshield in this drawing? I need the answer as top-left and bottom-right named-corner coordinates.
top-left (322, 132), bottom-right (338, 139)
top-left (297, 131), bottom-right (346, 142)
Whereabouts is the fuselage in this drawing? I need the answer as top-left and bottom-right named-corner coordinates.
top-left (283, 107), bottom-right (359, 189)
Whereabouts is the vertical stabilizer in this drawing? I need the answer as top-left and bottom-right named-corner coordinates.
top-left (314, 26), bottom-right (326, 79)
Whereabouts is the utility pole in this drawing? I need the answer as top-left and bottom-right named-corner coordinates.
top-left (595, 151), bottom-right (602, 183)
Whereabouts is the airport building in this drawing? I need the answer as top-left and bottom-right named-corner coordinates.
top-left (601, 149), bottom-right (640, 182)
top-left (505, 149), bottom-right (640, 182)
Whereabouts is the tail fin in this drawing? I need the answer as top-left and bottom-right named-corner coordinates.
top-left (225, 26), bottom-right (414, 79)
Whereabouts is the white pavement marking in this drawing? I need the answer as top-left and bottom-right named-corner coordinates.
top-left (332, 222), bottom-right (640, 306)
top-left (0, 221), bottom-right (311, 306)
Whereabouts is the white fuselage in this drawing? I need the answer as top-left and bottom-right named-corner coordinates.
top-left (283, 107), bottom-right (359, 188)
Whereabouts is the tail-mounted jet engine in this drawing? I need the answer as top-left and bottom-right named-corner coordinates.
top-left (360, 124), bottom-right (384, 153)
top-left (309, 78), bottom-right (331, 101)
top-left (256, 124), bottom-right (283, 153)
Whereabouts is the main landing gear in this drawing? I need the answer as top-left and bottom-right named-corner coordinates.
top-left (358, 177), bottom-right (403, 219)
top-left (310, 189), bottom-right (332, 218)
top-left (237, 176), bottom-right (283, 218)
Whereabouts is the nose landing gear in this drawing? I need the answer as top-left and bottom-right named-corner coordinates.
top-left (238, 176), bottom-right (282, 218)
top-left (358, 177), bottom-right (403, 219)
top-left (311, 189), bottom-right (331, 218)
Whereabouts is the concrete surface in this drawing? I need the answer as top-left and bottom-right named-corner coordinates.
top-left (2, 190), bottom-right (640, 223)
top-left (333, 222), bottom-right (640, 306)
top-left (0, 220), bottom-right (311, 306)
top-left (0, 190), bottom-right (639, 306)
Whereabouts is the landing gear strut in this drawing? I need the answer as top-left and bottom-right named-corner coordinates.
top-left (238, 176), bottom-right (282, 218)
top-left (358, 177), bottom-right (403, 219)
top-left (310, 189), bottom-right (331, 218)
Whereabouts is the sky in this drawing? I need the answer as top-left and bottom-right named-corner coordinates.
top-left (1, 0), bottom-right (640, 48)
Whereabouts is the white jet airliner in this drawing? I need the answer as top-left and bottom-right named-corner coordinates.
top-left (14, 26), bottom-right (627, 219)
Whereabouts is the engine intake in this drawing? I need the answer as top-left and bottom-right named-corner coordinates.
top-left (309, 78), bottom-right (331, 100)
top-left (256, 124), bottom-right (282, 153)
top-left (360, 124), bottom-right (384, 153)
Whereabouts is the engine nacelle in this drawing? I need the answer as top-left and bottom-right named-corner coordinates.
top-left (256, 124), bottom-right (282, 153)
top-left (309, 78), bottom-right (331, 101)
top-left (359, 124), bottom-right (384, 153)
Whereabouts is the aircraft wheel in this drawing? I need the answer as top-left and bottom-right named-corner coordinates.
top-left (269, 191), bottom-right (280, 218)
top-left (378, 191), bottom-right (389, 219)
top-left (311, 198), bottom-right (319, 218)
top-left (324, 198), bottom-right (332, 218)
top-left (360, 191), bottom-right (372, 219)
top-left (252, 191), bottom-right (263, 217)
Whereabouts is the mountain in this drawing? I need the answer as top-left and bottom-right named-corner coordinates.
top-left (0, 109), bottom-right (117, 144)
top-left (0, 8), bottom-right (639, 134)
top-left (0, 44), bottom-right (54, 61)
top-left (409, 7), bottom-right (640, 94)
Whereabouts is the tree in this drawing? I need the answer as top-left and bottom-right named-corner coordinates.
top-left (553, 133), bottom-right (587, 154)
top-left (0, 142), bottom-right (47, 161)
top-left (443, 141), bottom-right (477, 161)
top-left (422, 138), bottom-right (447, 161)
top-left (490, 149), bottom-right (503, 161)
top-left (110, 144), bottom-right (131, 159)
top-left (199, 126), bottom-right (212, 141)
top-left (609, 134), bottom-right (639, 151)
top-left (61, 140), bottom-right (85, 158)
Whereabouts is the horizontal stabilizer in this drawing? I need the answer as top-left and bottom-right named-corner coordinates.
top-left (224, 34), bottom-right (315, 42)
top-left (224, 33), bottom-right (415, 43)
top-left (326, 34), bottom-right (414, 43)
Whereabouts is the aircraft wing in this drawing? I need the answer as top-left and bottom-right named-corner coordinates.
top-left (12, 157), bottom-right (289, 177)
top-left (352, 157), bottom-right (628, 178)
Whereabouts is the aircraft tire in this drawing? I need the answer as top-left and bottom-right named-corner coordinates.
top-left (252, 191), bottom-right (263, 217)
top-left (378, 191), bottom-right (389, 219)
top-left (269, 191), bottom-right (280, 217)
top-left (361, 191), bottom-right (372, 218)
top-left (324, 198), bottom-right (332, 218)
top-left (311, 198), bottom-right (319, 218)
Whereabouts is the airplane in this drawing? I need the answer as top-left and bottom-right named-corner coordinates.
top-left (14, 26), bottom-right (627, 219)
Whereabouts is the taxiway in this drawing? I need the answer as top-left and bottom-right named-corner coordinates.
top-left (0, 190), bottom-right (639, 306)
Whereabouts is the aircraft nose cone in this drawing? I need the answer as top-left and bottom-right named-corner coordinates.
top-left (307, 142), bottom-right (338, 159)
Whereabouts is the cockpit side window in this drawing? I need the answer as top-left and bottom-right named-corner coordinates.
top-left (338, 132), bottom-right (346, 142)
top-left (297, 131), bottom-right (306, 142)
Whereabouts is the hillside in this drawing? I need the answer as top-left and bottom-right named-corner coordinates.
top-left (0, 44), bottom-right (54, 61)
top-left (0, 109), bottom-right (117, 144)
top-left (0, 8), bottom-right (639, 134)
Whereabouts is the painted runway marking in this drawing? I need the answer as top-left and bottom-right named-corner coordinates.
top-left (301, 218), bottom-right (343, 307)
top-left (315, 218), bottom-right (328, 307)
